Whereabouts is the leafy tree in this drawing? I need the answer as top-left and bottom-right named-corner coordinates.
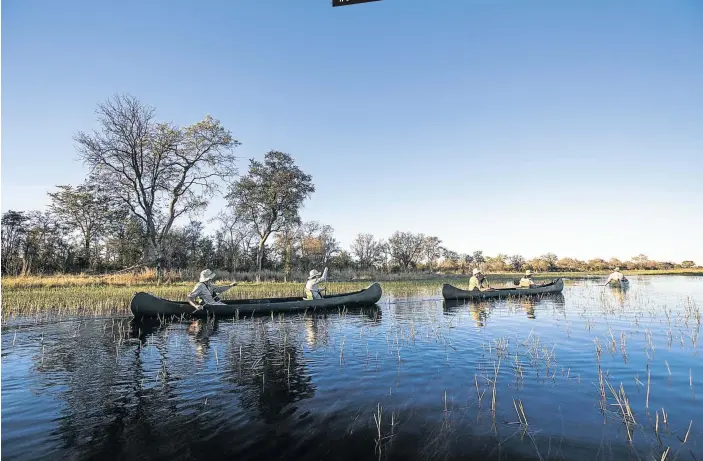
top-left (1, 211), bottom-right (30, 274)
top-left (350, 233), bottom-right (385, 269)
top-left (472, 250), bottom-right (485, 265)
top-left (227, 151), bottom-right (315, 281)
top-left (540, 253), bottom-right (558, 271)
top-left (75, 94), bottom-right (238, 266)
top-left (528, 258), bottom-right (549, 272)
top-left (509, 254), bottom-right (525, 271)
top-left (47, 182), bottom-right (122, 269)
top-left (608, 258), bottom-right (623, 269)
top-left (586, 258), bottom-right (607, 271)
top-left (331, 250), bottom-right (354, 270)
top-left (421, 236), bottom-right (442, 271)
top-left (681, 260), bottom-right (696, 268)
top-left (297, 221), bottom-right (340, 270)
top-left (387, 231), bottom-right (425, 270)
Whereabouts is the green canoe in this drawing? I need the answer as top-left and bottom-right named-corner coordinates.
top-left (130, 283), bottom-right (383, 318)
top-left (442, 278), bottom-right (564, 300)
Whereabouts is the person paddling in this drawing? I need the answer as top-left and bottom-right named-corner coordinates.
top-left (605, 267), bottom-right (628, 286)
top-left (305, 267), bottom-right (328, 299)
top-left (187, 269), bottom-right (237, 310)
top-left (468, 268), bottom-right (491, 291)
top-left (519, 270), bottom-right (535, 288)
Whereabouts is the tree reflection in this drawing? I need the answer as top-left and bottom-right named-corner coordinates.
top-left (224, 317), bottom-right (316, 423)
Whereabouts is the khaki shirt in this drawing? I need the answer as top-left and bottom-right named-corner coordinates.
top-left (469, 275), bottom-right (489, 291)
top-left (187, 282), bottom-right (230, 305)
top-left (606, 271), bottom-right (625, 284)
top-left (519, 277), bottom-right (535, 288)
top-left (305, 268), bottom-right (328, 299)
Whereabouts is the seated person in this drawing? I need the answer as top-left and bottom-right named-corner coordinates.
top-left (605, 267), bottom-right (627, 285)
top-left (187, 269), bottom-right (237, 309)
top-left (305, 267), bottom-right (328, 299)
top-left (468, 268), bottom-right (491, 291)
top-left (519, 270), bottom-right (535, 288)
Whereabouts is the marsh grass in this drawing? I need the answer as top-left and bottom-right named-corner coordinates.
top-left (0, 273), bottom-right (553, 320)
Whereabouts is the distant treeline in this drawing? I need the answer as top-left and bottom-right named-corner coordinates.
top-left (2, 211), bottom-right (696, 279)
top-left (2, 94), bottom-right (697, 279)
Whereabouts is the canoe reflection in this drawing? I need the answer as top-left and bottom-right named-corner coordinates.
top-left (443, 293), bottom-right (565, 325)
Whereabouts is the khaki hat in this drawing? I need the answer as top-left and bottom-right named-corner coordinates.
top-left (199, 269), bottom-right (217, 283)
top-left (308, 269), bottom-right (322, 279)
top-left (525, 270), bottom-right (533, 276)
top-left (472, 268), bottom-right (481, 275)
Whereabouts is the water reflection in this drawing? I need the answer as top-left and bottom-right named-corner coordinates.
top-left (443, 293), bottom-right (565, 325)
top-left (3, 279), bottom-right (702, 461)
top-left (609, 284), bottom-right (630, 307)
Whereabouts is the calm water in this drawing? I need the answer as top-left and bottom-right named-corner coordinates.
top-left (2, 276), bottom-right (702, 461)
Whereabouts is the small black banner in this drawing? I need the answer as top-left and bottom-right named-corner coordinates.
top-left (332, 0), bottom-right (382, 7)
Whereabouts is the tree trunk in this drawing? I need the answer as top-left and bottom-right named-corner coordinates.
top-left (84, 236), bottom-right (91, 271)
top-left (255, 231), bottom-right (272, 283)
top-left (256, 238), bottom-right (265, 283)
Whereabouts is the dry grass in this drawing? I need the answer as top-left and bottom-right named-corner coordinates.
top-left (3, 267), bottom-right (702, 290)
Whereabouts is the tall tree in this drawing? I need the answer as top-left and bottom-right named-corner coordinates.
top-left (75, 94), bottom-right (238, 266)
top-left (1, 211), bottom-right (30, 275)
top-left (47, 182), bottom-right (121, 269)
top-left (212, 210), bottom-right (256, 273)
top-left (388, 231), bottom-right (425, 270)
top-left (421, 236), bottom-right (442, 271)
top-left (298, 221), bottom-right (340, 270)
top-left (472, 250), bottom-right (485, 265)
top-left (509, 254), bottom-right (525, 271)
top-left (227, 150), bottom-right (315, 282)
top-left (350, 233), bottom-right (384, 269)
top-left (540, 253), bottom-right (559, 271)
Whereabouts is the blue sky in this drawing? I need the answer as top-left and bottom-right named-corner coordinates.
top-left (2, 0), bottom-right (702, 264)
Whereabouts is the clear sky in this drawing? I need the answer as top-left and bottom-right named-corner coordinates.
top-left (2, 0), bottom-right (702, 264)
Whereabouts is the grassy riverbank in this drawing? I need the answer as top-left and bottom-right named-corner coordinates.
top-left (2, 269), bottom-right (701, 319)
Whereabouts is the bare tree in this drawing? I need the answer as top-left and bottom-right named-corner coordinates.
top-left (75, 94), bottom-right (238, 266)
top-left (350, 233), bottom-right (384, 269)
top-left (227, 151), bottom-right (315, 282)
top-left (212, 210), bottom-right (255, 273)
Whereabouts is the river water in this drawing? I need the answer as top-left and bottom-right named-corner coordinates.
top-left (2, 276), bottom-right (702, 461)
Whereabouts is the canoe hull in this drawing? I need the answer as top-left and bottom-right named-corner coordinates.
top-left (442, 278), bottom-right (564, 300)
top-left (130, 283), bottom-right (383, 318)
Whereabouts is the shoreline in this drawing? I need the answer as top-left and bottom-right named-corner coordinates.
top-left (1, 268), bottom-right (701, 290)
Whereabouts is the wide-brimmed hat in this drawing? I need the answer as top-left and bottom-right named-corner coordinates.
top-left (525, 270), bottom-right (533, 276)
top-left (472, 268), bottom-right (482, 275)
top-left (308, 269), bottom-right (322, 279)
top-left (614, 267), bottom-right (621, 271)
top-left (199, 269), bottom-right (217, 283)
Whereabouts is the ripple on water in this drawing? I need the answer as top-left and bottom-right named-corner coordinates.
top-left (1, 276), bottom-right (702, 460)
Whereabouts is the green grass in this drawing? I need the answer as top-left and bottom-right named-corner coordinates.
top-left (2, 269), bottom-right (701, 320)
